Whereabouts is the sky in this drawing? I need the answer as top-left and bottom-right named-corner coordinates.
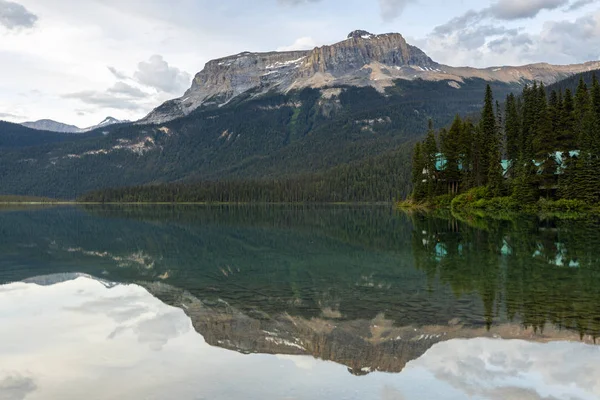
top-left (0, 0), bottom-right (599, 127)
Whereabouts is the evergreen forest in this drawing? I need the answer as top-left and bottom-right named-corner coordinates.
top-left (410, 75), bottom-right (600, 210)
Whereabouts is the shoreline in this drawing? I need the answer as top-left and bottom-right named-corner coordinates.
top-left (0, 201), bottom-right (395, 206)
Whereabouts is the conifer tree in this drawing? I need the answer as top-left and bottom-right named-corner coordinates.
top-left (472, 126), bottom-right (486, 187)
top-left (505, 93), bottom-right (520, 165)
top-left (423, 123), bottom-right (439, 200)
top-left (512, 156), bottom-right (539, 204)
top-left (459, 119), bottom-right (476, 190)
top-left (574, 78), bottom-right (590, 141)
top-left (488, 137), bottom-right (504, 197)
top-left (533, 88), bottom-right (557, 196)
top-left (411, 142), bottom-right (426, 200)
top-left (441, 116), bottom-right (463, 194)
top-left (592, 73), bottom-right (600, 122)
top-left (574, 108), bottom-right (600, 203)
top-left (549, 90), bottom-right (560, 133)
top-left (559, 89), bottom-right (576, 149)
top-left (479, 84), bottom-right (497, 185)
top-left (521, 83), bottom-right (538, 160)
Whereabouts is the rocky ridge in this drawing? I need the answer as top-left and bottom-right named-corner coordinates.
top-left (140, 30), bottom-right (600, 124)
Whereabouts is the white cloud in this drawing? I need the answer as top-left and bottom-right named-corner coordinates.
top-left (61, 90), bottom-right (145, 111)
top-left (133, 55), bottom-right (191, 95)
top-left (277, 0), bottom-right (320, 5)
top-left (488, 0), bottom-right (569, 20)
top-left (419, 4), bottom-right (600, 67)
top-left (277, 36), bottom-right (318, 51)
top-left (107, 82), bottom-right (148, 98)
top-left (0, 111), bottom-right (22, 119)
top-left (379, 0), bottom-right (416, 21)
top-left (107, 66), bottom-right (128, 80)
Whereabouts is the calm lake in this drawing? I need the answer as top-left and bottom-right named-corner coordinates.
top-left (1, 205), bottom-right (599, 399)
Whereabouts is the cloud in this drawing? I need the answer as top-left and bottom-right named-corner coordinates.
top-left (379, 0), bottom-right (416, 21)
top-left (107, 66), bottom-right (128, 80)
top-left (60, 56), bottom-right (191, 118)
top-left (0, 0), bottom-right (37, 30)
top-left (276, 0), bottom-right (416, 21)
top-left (488, 0), bottom-right (570, 20)
top-left (277, 0), bottom-right (320, 5)
top-left (433, 10), bottom-right (486, 36)
top-left (62, 90), bottom-right (145, 111)
top-left (433, 0), bottom-right (571, 38)
top-left (421, 3), bottom-right (600, 66)
top-left (133, 55), bottom-right (191, 94)
top-left (0, 111), bottom-right (21, 119)
top-left (0, 375), bottom-right (37, 400)
top-left (277, 36), bottom-right (318, 51)
top-left (470, 11), bottom-right (600, 64)
top-left (531, 10), bottom-right (600, 62)
top-left (566, 0), bottom-right (596, 11)
top-left (408, 339), bottom-right (600, 400)
top-left (107, 82), bottom-right (148, 98)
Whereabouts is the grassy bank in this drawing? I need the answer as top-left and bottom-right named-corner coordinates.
top-left (398, 187), bottom-right (600, 219)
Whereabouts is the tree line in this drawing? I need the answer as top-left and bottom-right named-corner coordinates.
top-left (411, 75), bottom-right (600, 205)
top-left (77, 144), bottom-right (414, 203)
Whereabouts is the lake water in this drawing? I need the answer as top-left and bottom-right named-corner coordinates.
top-left (1, 206), bottom-right (599, 399)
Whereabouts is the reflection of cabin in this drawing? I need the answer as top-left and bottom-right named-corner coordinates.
top-left (420, 232), bottom-right (581, 268)
top-left (425, 151), bottom-right (580, 194)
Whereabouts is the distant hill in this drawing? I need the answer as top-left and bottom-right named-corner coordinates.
top-left (21, 119), bottom-right (81, 133)
top-left (21, 116), bottom-right (126, 133)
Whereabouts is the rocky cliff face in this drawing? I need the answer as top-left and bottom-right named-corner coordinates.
top-left (140, 30), bottom-right (600, 125)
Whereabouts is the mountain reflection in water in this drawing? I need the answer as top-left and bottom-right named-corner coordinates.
top-left (0, 206), bottom-right (600, 388)
top-left (1, 275), bottom-right (599, 400)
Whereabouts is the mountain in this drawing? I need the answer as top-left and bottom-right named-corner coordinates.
top-left (20, 116), bottom-right (126, 133)
top-left (1, 31), bottom-right (599, 199)
top-left (21, 119), bottom-right (81, 133)
top-left (83, 116), bottom-right (126, 132)
top-left (141, 30), bottom-right (600, 124)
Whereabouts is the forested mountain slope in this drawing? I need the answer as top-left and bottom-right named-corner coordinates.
top-left (0, 79), bottom-right (520, 199)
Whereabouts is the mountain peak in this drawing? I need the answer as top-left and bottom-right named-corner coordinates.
top-left (347, 30), bottom-right (376, 39)
top-left (85, 116), bottom-right (126, 132)
top-left (99, 116), bottom-right (118, 124)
